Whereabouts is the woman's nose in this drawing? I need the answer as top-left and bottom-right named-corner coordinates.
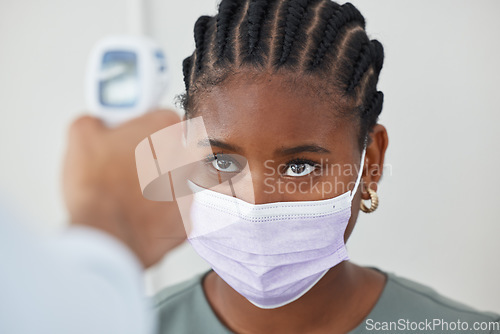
top-left (228, 167), bottom-right (287, 205)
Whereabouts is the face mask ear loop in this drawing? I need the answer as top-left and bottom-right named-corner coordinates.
top-left (350, 148), bottom-right (366, 200)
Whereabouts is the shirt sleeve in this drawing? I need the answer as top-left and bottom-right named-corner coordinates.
top-left (0, 206), bottom-right (156, 334)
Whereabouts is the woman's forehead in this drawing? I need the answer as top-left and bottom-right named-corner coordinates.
top-left (192, 74), bottom-right (358, 156)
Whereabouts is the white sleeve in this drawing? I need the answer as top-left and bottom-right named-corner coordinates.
top-left (0, 208), bottom-right (156, 334)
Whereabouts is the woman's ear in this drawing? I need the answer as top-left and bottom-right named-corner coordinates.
top-left (362, 124), bottom-right (389, 200)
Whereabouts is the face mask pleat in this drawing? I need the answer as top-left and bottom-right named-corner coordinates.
top-left (189, 236), bottom-right (348, 291)
top-left (189, 201), bottom-right (352, 254)
top-left (193, 236), bottom-right (344, 266)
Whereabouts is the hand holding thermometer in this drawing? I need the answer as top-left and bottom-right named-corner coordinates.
top-left (86, 35), bottom-right (168, 126)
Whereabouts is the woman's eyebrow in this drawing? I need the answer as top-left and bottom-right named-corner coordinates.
top-left (275, 145), bottom-right (331, 156)
top-left (198, 138), bottom-right (242, 152)
top-left (197, 140), bottom-right (330, 155)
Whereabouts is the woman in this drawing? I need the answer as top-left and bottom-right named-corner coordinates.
top-left (154, 0), bottom-right (500, 333)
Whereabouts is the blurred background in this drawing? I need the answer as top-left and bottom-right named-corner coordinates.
top-left (0, 0), bottom-right (498, 312)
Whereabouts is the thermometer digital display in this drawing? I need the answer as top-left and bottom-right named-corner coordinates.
top-left (86, 35), bottom-right (168, 126)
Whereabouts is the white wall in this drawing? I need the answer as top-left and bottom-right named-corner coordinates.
top-left (1, 0), bottom-right (498, 313)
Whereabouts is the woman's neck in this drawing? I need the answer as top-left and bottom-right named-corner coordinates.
top-left (202, 262), bottom-right (387, 334)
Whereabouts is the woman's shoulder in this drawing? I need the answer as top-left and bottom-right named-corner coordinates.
top-left (154, 272), bottom-right (203, 309)
top-left (153, 270), bottom-right (232, 334)
top-left (351, 268), bottom-right (500, 333)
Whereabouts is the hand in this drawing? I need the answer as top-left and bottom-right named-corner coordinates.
top-left (63, 110), bottom-right (188, 268)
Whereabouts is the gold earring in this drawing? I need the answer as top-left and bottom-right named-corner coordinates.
top-left (360, 187), bottom-right (379, 213)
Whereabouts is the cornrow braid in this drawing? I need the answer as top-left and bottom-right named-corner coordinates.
top-left (308, 2), bottom-right (365, 70)
top-left (370, 39), bottom-right (384, 74)
top-left (346, 40), bottom-right (371, 93)
top-left (359, 90), bottom-right (384, 146)
top-left (277, 0), bottom-right (313, 65)
top-left (215, 0), bottom-right (245, 64)
top-left (181, 0), bottom-right (385, 149)
top-left (193, 16), bottom-right (212, 73)
top-left (182, 56), bottom-right (192, 91)
top-left (364, 91), bottom-right (384, 118)
top-left (246, 0), bottom-right (270, 56)
top-left (240, 0), bottom-right (282, 66)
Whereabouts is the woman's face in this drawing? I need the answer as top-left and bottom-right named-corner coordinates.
top-left (190, 72), bottom-right (384, 240)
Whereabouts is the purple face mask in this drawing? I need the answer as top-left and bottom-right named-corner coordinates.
top-left (187, 149), bottom-right (366, 309)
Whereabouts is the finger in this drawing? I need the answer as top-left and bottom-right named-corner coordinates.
top-left (120, 109), bottom-right (182, 137)
top-left (68, 114), bottom-right (105, 140)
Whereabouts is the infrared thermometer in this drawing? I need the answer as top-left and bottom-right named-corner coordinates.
top-left (86, 35), bottom-right (168, 126)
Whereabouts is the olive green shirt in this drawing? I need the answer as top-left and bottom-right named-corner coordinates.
top-left (154, 269), bottom-right (500, 333)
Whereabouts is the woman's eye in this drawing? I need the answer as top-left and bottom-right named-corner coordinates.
top-left (211, 157), bottom-right (240, 173)
top-left (284, 163), bottom-right (316, 177)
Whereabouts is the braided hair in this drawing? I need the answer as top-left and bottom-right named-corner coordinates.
top-left (181, 0), bottom-right (385, 149)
